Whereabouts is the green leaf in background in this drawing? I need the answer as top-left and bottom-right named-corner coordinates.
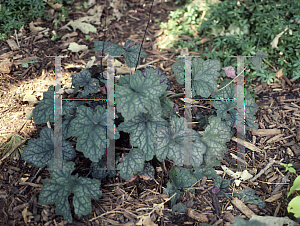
top-left (169, 167), bottom-right (198, 192)
top-left (163, 182), bottom-right (182, 207)
top-left (232, 216), bottom-right (267, 226)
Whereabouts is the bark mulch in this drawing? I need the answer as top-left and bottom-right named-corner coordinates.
top-left (0, 0), bottom-right (300, 225)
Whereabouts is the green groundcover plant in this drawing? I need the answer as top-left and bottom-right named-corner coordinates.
top-left (287, 175), bottom-right (300, 222)
top-left (0, 0), bottom-right (48, 40)
top-left (159, 0), bottom-right (300, 85)
top-left (22, 38), bottom-right (272, 223)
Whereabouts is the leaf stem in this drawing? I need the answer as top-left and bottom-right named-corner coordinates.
top-left (215, 61), bottom-right (250, 93)
top-left (168, 93), bottom-right (185, 98)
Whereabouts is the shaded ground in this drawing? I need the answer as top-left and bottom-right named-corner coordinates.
top-left (0, 0), bottom-right (300, 225)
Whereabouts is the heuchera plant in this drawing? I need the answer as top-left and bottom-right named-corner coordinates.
top-left (22, 39), bottom-right (266, 222)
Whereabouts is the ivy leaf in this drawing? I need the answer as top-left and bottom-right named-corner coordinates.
top-left (115, 69), bottom-right (167, 121)
top-left (93, 41), bottom-right (125, 56)
top-left (22, 127), bottom-right (76, 168)
top-left (71, 69), bottom-right (99, 97)
top-left (172, 58), bottom-right (220, 98)
top-left (233, 187), bottom-right (266, 209)
top-left (32, 85), bottom-right (54, 124)
top-left (193, 167), bottom-right (217, 180)
top-left (117, 148), bottom-right (145, 180)
top-left (123, 40), bottom-right (147, 68)
top-left (169, 167), bottom-right (198, 191)
top-left (39, 160), bottom-right (102, 223)
top-left (118, 112), bottom-right (169, 161)
top-left (68, 105), bottom-right (120, 162)
top-left (172, 202), bottom-right (188, 214)
top-left (214, 175), bottom-right (231, 189)
top-left (200, 116), bottom-right (232, 167)
top-left (154, 117), bottom-right (206, 167)
top-left (163, 182), bottom-right (182, 207)
top-left (164, 167), bottom-right (198, 207)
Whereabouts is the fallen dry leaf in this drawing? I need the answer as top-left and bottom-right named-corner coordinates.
top-left (0, 59), bottom-right (13, 73)
top-left (275, 68), bottom-right (284, 79)
top-left (68, 42), bottom-right (88, 53)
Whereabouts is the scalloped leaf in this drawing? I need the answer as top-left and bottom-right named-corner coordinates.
top-left (137, 162), bottom-right (155, 180)
top-left (212, 79), bottom-right (258, 131)
top-left (169, 167), bottom-right (198, 191)
top-left (68, 105), bottom-right (120, 162)
top-left (93, 41), bottom-right (125, 56)
top-left (62, 101), bottom-right (81, 117)
top-left (62, 116), bottom-right (75, 140)
top-left (142, 66), bottom-right (172, 90)
top-left (91, 154), bottom-right (116, 179)
top-left (233, 187), bottom-right (266, 209)
top-left (117, 148), bottom-right (145, 180)
top-left (193, 167), bottom-right (217, 180)
top-left (200, 116), bottom-right (232, 167)
top-left (115, 69), bottom-right (167, 121)
top-left (118, 112), bottom-right (169, 161)
top-left (192, 58), bottom-right (220, 97)
top-left (154, 117), bottom-right (206, 167)
top-left (171, 58), bottom-right (220, 98)
top-left (22, 127), bottom-right (76, 168)
top-left (71, 69), bottom-right (99, 97)
top-left (93, 40), bottom-right (147, 68)
top-left (123, 40), bottom-right (147, 68)
top-left (32, 85), bottom-right (54, 124)
top-left (39, 160), bottom-right (102, 223)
